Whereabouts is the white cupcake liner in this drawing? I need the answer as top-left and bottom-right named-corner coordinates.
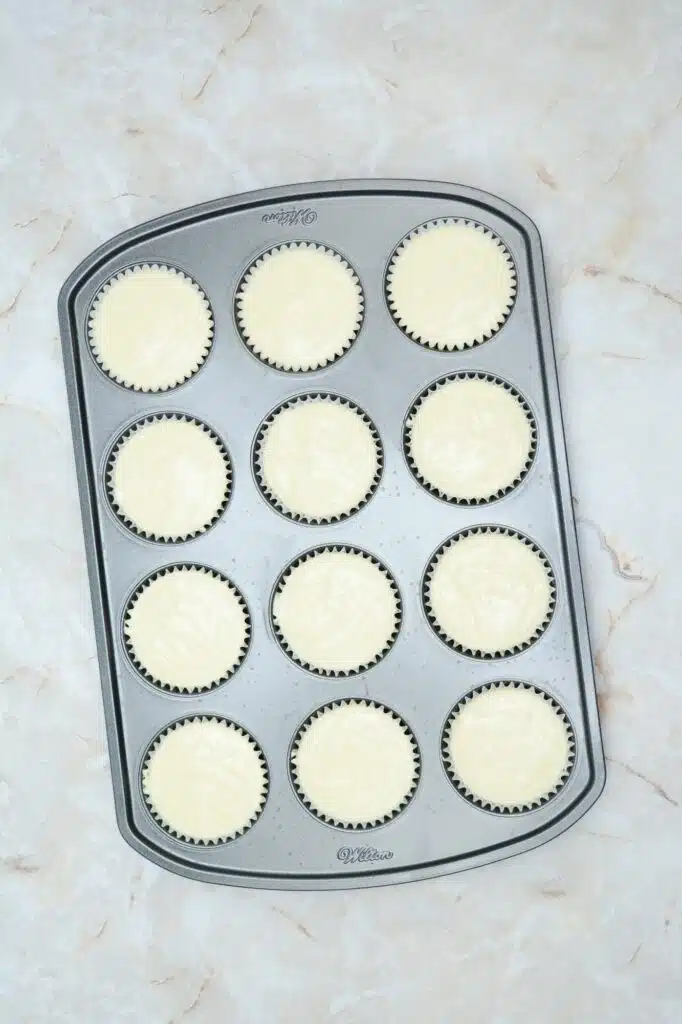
top-left (422, 526), bottom-right (556, 659)
top-left (290, 698), bottom-right (421, 829)
top-left (253, 393), bottom-right (384, 524)
top-left (105, 413), bottom-right (232, 543)
top-left (234, 242), bottom-right (364, 372)
top-left (88, 263), bottom-right (214, 391)
top-left (141, 715), bottom-right (268, 845)
top-left (123, 563), bottom-right (251, 693)
top-left (441, 681), bottom-right (576, 814)
top-left (271, 545), bottom-right (402, 677)
top-left (385, 218), bottom-right (517, 351)
top-left (404, 371), bottom-right (537, 505)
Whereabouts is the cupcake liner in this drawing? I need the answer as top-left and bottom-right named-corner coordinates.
top-left (105, 413), bottom-right (232, 543)
top-left (404, 372), bottom-right (537, 505)
top-left (271, 545), bottom-right (402, 677)
top-left (385, 218), bottom-right (517, 351)
top-left (441, 681), bottom-right (576, 814)
top-left (253, 393), bottom-right (384, 524)
top-left (123, 564), bottom-right (251, 693)
top-left (88, 263), bottom-right (214, 392)
top-left (423, 526), bottom-right (556, 659)
top-left (141, 715), bottom-right (268, 845)
top-left (290, 698), bottom-right (421, 829)
top-left (234, 242), bottom-right (364, 372)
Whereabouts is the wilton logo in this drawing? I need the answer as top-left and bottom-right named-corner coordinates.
top-left (337, 846), bottom-right (394, 865)
top-left (261, 207), bottom-right (318, 227)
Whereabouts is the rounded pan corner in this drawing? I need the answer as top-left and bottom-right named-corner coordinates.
top-left (354, 177), bottom-right (544, 242)
top-left (495, 758), bottom-right (607, 855)
top-left (112, 806), bottom-right (213, 885)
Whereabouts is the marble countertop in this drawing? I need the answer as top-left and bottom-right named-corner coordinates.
top-left (2, 1), bottom-right (681, 1020)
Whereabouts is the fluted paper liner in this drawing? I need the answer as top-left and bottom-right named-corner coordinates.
top-left (386, 219), bottom-right (516, 351)
top-left (442, 682), bottom-right (575, 814)
top-left (123, 564), bottom-right (251, 693)
top-left (404, 372), bottom-right (537, 504)
top-left (235, 242), bottom-right (364, 371)
top-left (105, 414), bottom-right (231, 543)
top-left (253, 393), bottom-right (383, 524)
top-left (423, 526), bottom-right (556, 658)
top-left (290, 699), bottom-right (420, 829)
top-left (271, 545), bottom-right (402, 677)
top-left (88, 263), bottom-right (213, 392)
top-left (142, 716), bottom-right (268, 844)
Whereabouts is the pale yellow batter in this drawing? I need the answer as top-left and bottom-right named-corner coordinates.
top-left (387, 220), bottom-right (516, 350)
top-left (292, 701), bottom-right (418, 826)
top-left (272, 548), bottom-right (399, 674)
top-left (89, 265), bottom-right (213, 391)
top-left (236, 243), bottom-right (363, 371)
top-left (427, 530), bottom-right (553, 655)
top-left (109, 417), bottom-right (230, 540)
top-left (445, 684), bottom-right (572, 809)
top-left (143, 718), bottom-right (267, 843)
top-left (258, 398), bottom-right (380, 520)
top-left (125, 567), bottom-right (249, 691)
top-left (407, 376), bottom-right (533, 501)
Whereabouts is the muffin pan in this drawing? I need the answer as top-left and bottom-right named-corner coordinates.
top-left (58, 179), bottom-right (605, 889)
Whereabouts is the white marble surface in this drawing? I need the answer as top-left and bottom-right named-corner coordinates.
top-left (2, 0), bottom-right (682, 1020)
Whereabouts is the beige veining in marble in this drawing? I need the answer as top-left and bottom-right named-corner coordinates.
top-left (2, 0), bottom-right (682, 1021)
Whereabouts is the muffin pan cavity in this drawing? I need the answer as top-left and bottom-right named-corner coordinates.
top-left (123, 564), bottom-right (251, 693)
top-left (386, 219), bottom-right (516, 350)
top-left (271, 546), bottom-right (401, 677)
top-left (142, 716), bottom-right (268, 844)
top-left (253, 394), bottom-right (383, 524)
top-left (235, 242), bottom-right (363, 371)
top-left (106, 414), bottom-right (231, 542)
top-left (59, 179), bottom-right (604, 889)
top-left (404, 372), bottom-right (536, 505)
top-left (88, 263), bottom-right (214, 392)
top-left (423, 526), bottom-right (555, 659)
top-left (290, 699), bottom-right (420, 829)
top-left (442, 682), bottom-right (575, 813)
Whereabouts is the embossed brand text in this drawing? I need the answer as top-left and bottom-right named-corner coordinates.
top-left (337, 846), bottom-right (394, 865)
top-left (261, 207), bottom-right (318, 227)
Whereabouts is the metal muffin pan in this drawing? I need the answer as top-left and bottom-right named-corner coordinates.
top-left (58, 178), bottom-right (605, 889)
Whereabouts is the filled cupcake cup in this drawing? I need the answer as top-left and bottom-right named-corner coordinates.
top-left (235, 242), bottom-right (364, 372)
top-left (142, 716), bottom-right (269, 844)
top-left (88, 263), bottom-right (213, 391)
top-left (105, 414), bottom-right (231, 543)
top-left (423, 527), bottom-right (556, 658)
top-left (442, 682), bottom-right (575, 813)
top-left (271, 546), bottom-right (402, 677)
top-left (290, 699), bottom-right (421, 829)
top-left (386, 219), bottom-right (516, 351)
top-left (253, 393), bottom-right (383, 524)
top-left (124, 564), bottom-right (251, 693)
top-left (404, 372), bottom-right (537, 505)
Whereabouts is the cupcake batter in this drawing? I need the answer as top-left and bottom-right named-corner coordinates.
top-left (125, 567), bottom-right (249, 691)
top-left (292, 701), bottom-right (418, 826)
top-left (143, 718), bottom-right (267, 843)
top-left (109, 417), bottom-right (229, 540)
top-left (258, 398), bottom-right (379, 520)
top-left (272, 548), bottom-right (399, 673)
top-left (89, 265), bottom-right (213, 391)
top-left (445, 684), bottom-right (572, 809)
top-left (236, 243), bottom-right (363, 371)
top-left (407, 376), bottom-right (533, 501)
top-left (387, 220), bottom-right (516, 350)
top-left (427, 530), bottom-right (552, 654)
